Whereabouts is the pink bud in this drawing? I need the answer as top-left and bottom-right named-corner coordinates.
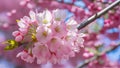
top-left (12, 31), bottom-right (20, 37)
top-left (19, 28), bottom-right (28, 35)
top-left (15, 35), bottom-right (23, 42)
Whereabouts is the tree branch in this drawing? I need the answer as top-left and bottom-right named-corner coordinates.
top-left (77, 0), bottom-right (120, 30)
top-left (77, 43), bottom-right (120, 68)
top-left (76, 1), bottom-right (120, 67)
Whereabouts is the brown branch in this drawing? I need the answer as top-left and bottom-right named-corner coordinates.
top-left (77, 43), bottom-right (120, 68)
top-left (77, 0), bottom-right (120, 30)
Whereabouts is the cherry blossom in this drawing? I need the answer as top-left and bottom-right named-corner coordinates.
top-left (17, 50), bottom-right (34, 63)
top-left (11, 9), bottom-right (84, 64)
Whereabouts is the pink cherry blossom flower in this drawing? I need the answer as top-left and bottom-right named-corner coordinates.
top-left (51, 21), bottom-right (67, 38)
top-left (11, 9), bottom-right (85, 64)
top-left (49, 54), bottom-right (58, 64)
top-left (52, 9), bottom-right (67, 21)
top-left (66, 18), bottom-right (78, 32)
top-left (48, 37), bottom-right (62, 52)
top-left (17, 50), bottom-right (34, 63)
top-left (32, 42), bottom-right (51, 64)
top-left (37, 10), bottom-right (52, 25)
top-left (19, 28), bottom-right (28, 35)
top-left (17, 18), bottom-right (29, 29)
top-left (36, 25), bottom-right (52, 44)
top-left (55, 40), bottom-right (75, 59)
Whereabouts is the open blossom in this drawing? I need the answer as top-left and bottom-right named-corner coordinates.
top-left (52, 9), bottom-right (67, 21)
top-left (37, 10), bottom-right (52, 25)
top-left (48, 37), bottom-right (63, 52)
top-left (36, 25), bottom-right (52, 44)
top-left (66, 18), bottom-right (78, 32)
top-left (32, 42), bottom-right (51, 64)
top-left (17, 50), bottom-right (34, 63)
top-left (51, 21), bottom-right (67, 38)
top-left (13, 9), bottom-right (85, 64)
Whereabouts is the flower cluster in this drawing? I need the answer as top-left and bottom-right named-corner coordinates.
top-left (12, 9), bottom-right (84, 64)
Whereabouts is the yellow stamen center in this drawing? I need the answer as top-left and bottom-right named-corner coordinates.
top-left (42, 19), bottom-right (48, 24)
top-left (42, 31), bottom-right (47, 37)
top-left (55, 27), bottom-right (60, 32)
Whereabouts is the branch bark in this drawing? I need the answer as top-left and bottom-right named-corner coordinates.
top-left (77, 0), bottom-right (120, 30)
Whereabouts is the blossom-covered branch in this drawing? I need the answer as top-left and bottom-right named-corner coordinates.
top-left (77, 43), bottom-right (120, 68)
top-left (77, 0), bottom-right (120, 30)
top-left (76, 0), bottom-right (120, 68)
top-left (4, 9), bottom-right (85, 64)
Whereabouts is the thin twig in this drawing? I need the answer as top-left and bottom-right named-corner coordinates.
top-left (77, 0), bottom-right (120, 30)
top-left (77, 43), bottom-right (120, 68)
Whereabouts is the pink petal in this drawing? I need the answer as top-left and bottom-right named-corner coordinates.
top-left (15, 35), bottom-right (23, 42)
top-left (12, 31), bottom-right (20, 37)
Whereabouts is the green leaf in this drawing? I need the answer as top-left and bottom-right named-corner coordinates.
top-left (4, 40), bottom-right (19, 50)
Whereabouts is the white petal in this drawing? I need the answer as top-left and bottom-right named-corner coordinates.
top-left (37, 10), bottom-right (52, 24)
top-left (66, 18), bottom-right (78, 31)
top-left (67, 18), bottom-right (77, 25)
top-left (29, 10), bottom-right (36, 21)
top-left (36, 13), bottom-right (43, 23)
top-left (53, 9), bottom-right (67, 21)
top-left (43, 10), bottom-right (52, 23)
top-left (17, 21), bottom-right (26, 28)
top-left (78, 33), bottom-right (86, 37)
